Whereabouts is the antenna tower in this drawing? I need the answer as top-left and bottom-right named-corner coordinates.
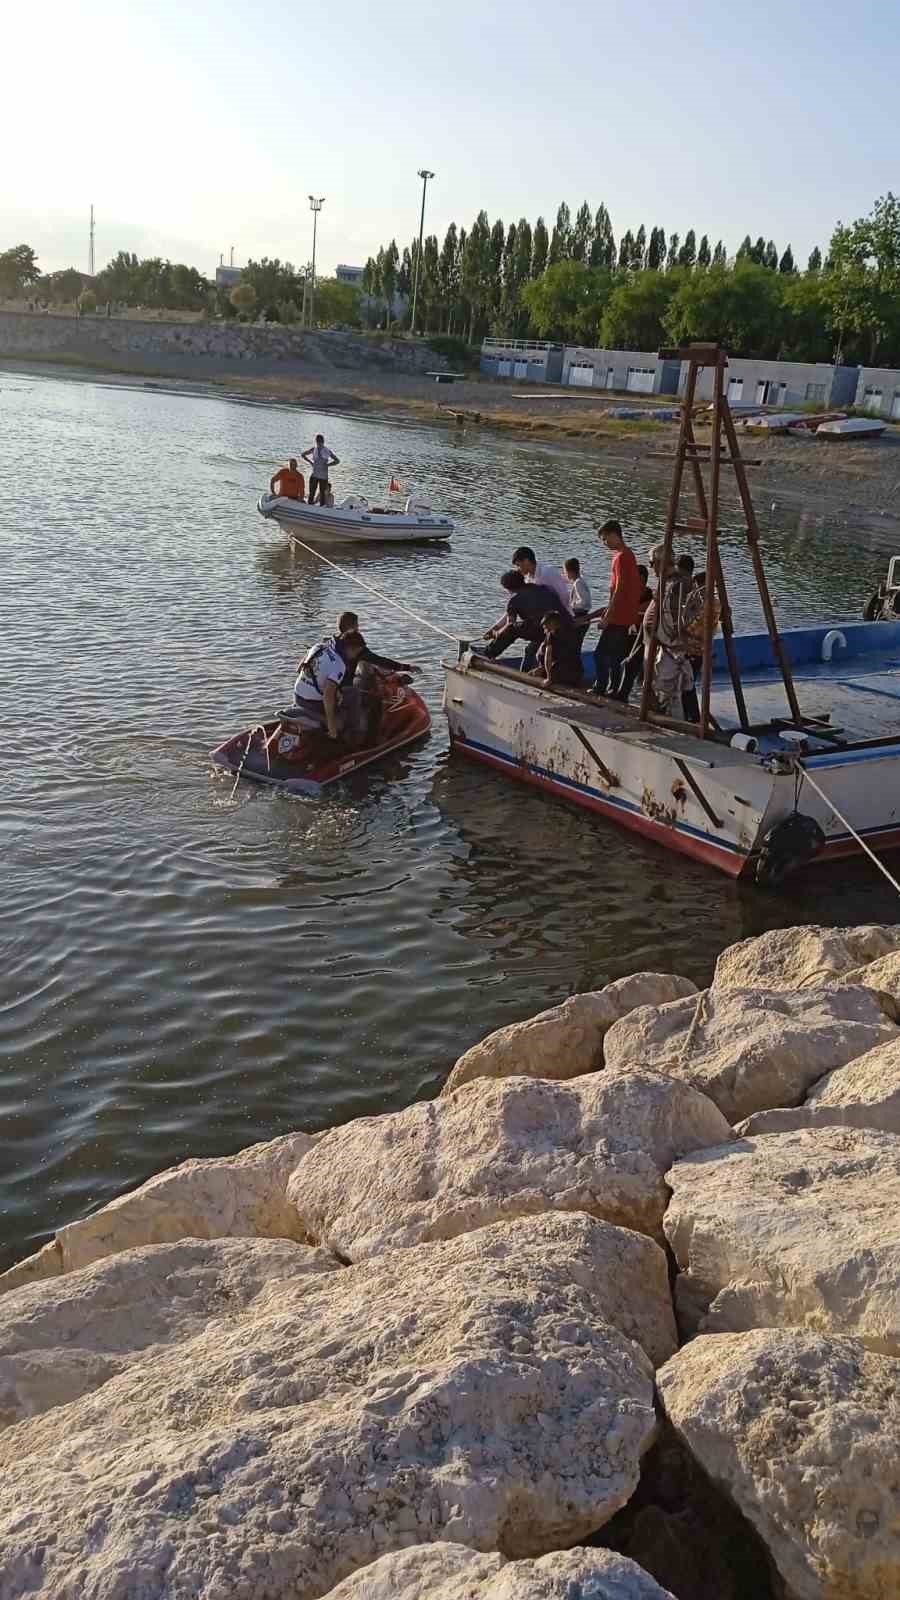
top-left (89, 205), bottom-right (95, 276)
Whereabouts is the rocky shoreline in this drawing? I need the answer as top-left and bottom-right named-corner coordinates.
top-left (2, 922), bottom-right (900, 1598)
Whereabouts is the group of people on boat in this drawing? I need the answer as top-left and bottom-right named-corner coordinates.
top-left (270, 435), bottom-right (340, 508)
top-left (290, 613), bottom-right (421, 746)
top-left (479, 523), bottom-right (719, 721)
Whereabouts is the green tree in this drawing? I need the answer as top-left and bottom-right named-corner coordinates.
top-left (241, 257), bottom-right (301, 309)
top-left (548, 201), bottom-right (572, 265)
top-left (590, 205), bottom-right (616, 270)
top-left (697, 234), bottom-right (711, 269)
top-left (764, 239), bottom-right (779, 270)
top-left (825, 193), bottom-right (900, 362)
top-left (778, 271), bottom-right (833, 361)
top-left (313, 277), bottom-right (362, 326)
top-left (229, 283), bottom-right (257, 317)
top-left (751, 236), bottom-right (767, 265)
top-left (520, 259), bottom-right (611, 343)
top-left (778, 244), bottom-right (795, 274)
top-left (459, 212), bottom-right (491, 341)
top-left (712, 240), bottom-right (727, 266)
top-left (0, 243), bottom-right (40, 297)
top-left (601, 269), bottom-right (682, 350)
top-left (572, 201), bottom-right (592, 262)
top-left (633, 224), bottom-right (647, 270)
top-left (438, 225), bottom-right (459, 332)
top-left (531, 216), bottom-right (549, 278)
top-left (618, 230), bottom-right (634, 271)
top-left (666, 233), bottom-right (680, 270)
top-left (678, 229), bottom-right (697, 268)
top-left (379, 239), bottom-right (400, 330)
top-left (664, 260), bottom-right (785, 356)
top-left (736, 235), bottom-right (753, 262)
top-left (45, 267), bottom-right (84, 303)
top-left (807, 245), bottom-right (822, 273)
top-left (646, 227), bottom-right (666, 271)
top-left (78, 289), bottom-right (97, 314)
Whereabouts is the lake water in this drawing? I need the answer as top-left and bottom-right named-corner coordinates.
top-left (2, 367), bottom-right (898, 1271)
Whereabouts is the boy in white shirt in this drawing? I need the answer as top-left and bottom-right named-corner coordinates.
top-left (565, 556), bottom-right (591, 648)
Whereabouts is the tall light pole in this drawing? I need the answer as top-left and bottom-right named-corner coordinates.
top-left (308, 196), bottom-right (325, 327)
top-left (410, 169), bottom-right (434, 336)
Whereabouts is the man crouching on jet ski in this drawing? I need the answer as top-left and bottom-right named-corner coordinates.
top-left (292, 629), bottom-right (368, 743)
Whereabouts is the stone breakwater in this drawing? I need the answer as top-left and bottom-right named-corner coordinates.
top-left (3, 926), bottom-right (900, 1598)
top-left (0, 310), bottom-right (446, 373)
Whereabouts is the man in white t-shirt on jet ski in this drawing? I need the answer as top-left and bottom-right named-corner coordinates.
top-left (291, 629), bottom-right (366, 740)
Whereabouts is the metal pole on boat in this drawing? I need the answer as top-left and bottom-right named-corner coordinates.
top-left (699, 356), bottom-right (724, 738)
top-left (411, 170), bottom-right (434, 337)
top-left (308, 197), bottom-right (325, 328)
top-left (638, 357), bottom-right (699, 722)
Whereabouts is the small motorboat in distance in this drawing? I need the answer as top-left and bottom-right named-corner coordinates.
top-left (816, 416), bottom-right (887, 441)
top-left (211, 674), bottom-right (431, 796)
top-left (257, 492), bottom-right (453, 544)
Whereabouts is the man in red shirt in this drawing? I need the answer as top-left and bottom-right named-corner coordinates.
top-left (585, 519), bottom-right (642, 695)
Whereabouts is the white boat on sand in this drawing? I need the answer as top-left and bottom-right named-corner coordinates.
top-left (258, 493), bottom-right (453, 544)
top-left (816, 417), bottom-right (887, 441)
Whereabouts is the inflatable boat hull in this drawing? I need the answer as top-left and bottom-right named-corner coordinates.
top-left (258, 493), bottom-right (453, 544)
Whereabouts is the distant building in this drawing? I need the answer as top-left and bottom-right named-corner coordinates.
top-left (855, 367), bottom-right (900, 421)
top-left (216, 265), bottom-right (242, 290)
top-left (336, 264), bottom-right (365, 285)
top-left (480, 339), bottom-right (564, 383)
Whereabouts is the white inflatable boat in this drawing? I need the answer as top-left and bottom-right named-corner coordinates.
top-left (257, 492), bottom-right (453, 544)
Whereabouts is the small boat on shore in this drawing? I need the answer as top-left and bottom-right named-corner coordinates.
top-left (816, 417), bottom-right (887, 441)
top-left (212, 675), bottom-right (431, 796)
top-left (257, 493), bottom-right (453, 545)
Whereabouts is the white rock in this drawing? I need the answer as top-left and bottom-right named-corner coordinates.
top-left (658, 1328), bottom-right (900, 1600)
top-left (290, 1069), bottom-right (731, 1264)
top-left (0, 1130), bottom-right (314, 1297)
top-left (602, 985), bottom-right (895, 1124)
top-left (664, 1126), bottom-right (900, 1349)
top-left (0, 1214), bottom-right (659, 1599)
top-left (711, 923), bottom-right (900, 992)
top-left (0, 1237), bottom-right (338, 1430)
top-left (738, 1034), bottom-right (900, 1137)
top-left (443, 974), bottom-right (698, 1094)
top-left (324, 1543), bottom-right (676, 1598)
top-left (842, 948), bottom-right (900, 1003)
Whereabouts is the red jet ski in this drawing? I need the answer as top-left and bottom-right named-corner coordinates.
top-left (211, 673), bottom-right (431, 797)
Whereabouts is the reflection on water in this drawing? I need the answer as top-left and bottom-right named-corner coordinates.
top-left (2, 368), bottom-right (899, 1270)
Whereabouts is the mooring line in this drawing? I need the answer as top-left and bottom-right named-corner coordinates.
top-left (798, 764), bottom-right (900, 900)
top-left (284, 532), bottom-right (468, 646)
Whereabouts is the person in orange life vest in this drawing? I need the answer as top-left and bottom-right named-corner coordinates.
top-left (270, 458), bottom-right (305, 499)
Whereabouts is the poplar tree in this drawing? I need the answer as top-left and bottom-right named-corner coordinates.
top-left (633, 224), bottom-right (647, 269)
top-left (697, 234), bottom-right (711, 268)
top-left (572, 201), bottom-right (593, 262)
top-left (712, 240), bottom-right (727, 266)
top-left (548, 201), bottom-right (572, 264)
top-left (666, 233), bottom-right (680, 270)
top-left (778, 244), bottom-right (796, 274)
top-left (678, 229), bottom-right (697, 267)
top-left (590, 204), bottom-right (616, 270)
top-left (807, 245), bottom-right (822, 273)
top-left (531, 217), bottom-right (549, 277)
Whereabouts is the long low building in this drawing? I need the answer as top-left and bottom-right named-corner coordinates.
top-left (480, 338), bottom-right (564, 383)
top-left (855, 367), bottom-right (900, 421)
top-left (687, 357), bottom-right (858, 410)
top-left (562, 346), bottom-right (681, 395)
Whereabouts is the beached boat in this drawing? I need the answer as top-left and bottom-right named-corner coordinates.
top-left (442, 343), bottom-right (900, 885)
top-left (257, 492), bottom-right (453, 544)
top-left (212, 676), bottom-right (431, 796)
top-left (816, 417), bottom-right (887, 441)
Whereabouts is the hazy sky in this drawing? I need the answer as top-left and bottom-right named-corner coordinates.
top-left (4, 0), bottom-right (898, 277)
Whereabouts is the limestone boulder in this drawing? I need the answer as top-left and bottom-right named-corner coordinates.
top-left (0, 1130), bottom-right (314, 1297)
top-left (738, 1034), bottom-right (900, 1136)
top-left (0, 1214), bottom-right (660, 1599)
top-left (324, 1543), bottom-right (677, 1598)
top-left (0, 1237), bottom-right (339, 1430)
top-left (289, 1069), bottom-right (732, 1264)
top-left (842, 948), bottom-right (900, 1004)
top-left (711, 923), bottom-right (900, 992)
top-left (658, 1328), bottom-right (900, 1600)
top-left (602, 985), bottom-right (895, 1124)
top-left (664, 1126), bottom-right (900, 1349)
top-left (442, 974), bottom-right (698, 1094)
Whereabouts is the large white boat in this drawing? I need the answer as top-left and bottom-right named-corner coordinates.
top-left (442, 342), bottom-right (900, 886)
top-left (257, 492), bottom-right (453, 544)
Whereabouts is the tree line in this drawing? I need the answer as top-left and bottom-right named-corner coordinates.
top-left (363, 194), bottom-right (900, 366)
top-left (0, 246), bottom-right (362, 326)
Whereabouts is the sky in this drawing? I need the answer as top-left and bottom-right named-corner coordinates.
top-left (4, 0), bottom-right (899, 279)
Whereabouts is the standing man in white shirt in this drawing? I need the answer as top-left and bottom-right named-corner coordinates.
top-left (511, 546), bottom-right (573, 614)
top-left (302, 433), bottom-right (340, 505)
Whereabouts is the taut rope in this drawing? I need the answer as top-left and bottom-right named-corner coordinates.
top-left (285, 533), bottom-right (467, 646)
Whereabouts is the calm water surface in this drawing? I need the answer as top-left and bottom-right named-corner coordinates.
top-left (2, 369), bottom-right (898, 1270)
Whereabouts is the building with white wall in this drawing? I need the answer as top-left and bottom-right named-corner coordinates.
top-left (562, 346), bottom-right (681, 395)
top-left (855, 367), bottom-right (900, 420)
top-left (686, 358), bottom-right (859, 410)
top-left (480, 338), bottom-right (564, 382)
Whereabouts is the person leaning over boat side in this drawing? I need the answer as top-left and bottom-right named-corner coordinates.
top-left (270, 458), bottom-right (305, 500)
top-left (584, 520), bottom-right (642, 696)
top-left (483, 570), bottom-right (565, 672)
top-left (335, 611), bottom-right (421, 681)
top-left (533, 612), bottom-right (585, 689)
top-left (511, 546), bottom-right (573, 613)
top-left (292, 629), bottom-right (366, 740)
top-left (302, 434), bottom-right (340, 505)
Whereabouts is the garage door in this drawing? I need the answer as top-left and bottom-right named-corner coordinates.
top-left (514, 361), bottom-right (528, 379)
top-left (568, 362), bottom-right (594, 388)
top-left (891, 391), bottom-right (900, 421)
top-left (626, 367), bottom-right (655, 394)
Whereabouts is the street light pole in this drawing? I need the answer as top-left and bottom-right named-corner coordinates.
top-left (308, 196), bottom-right (325, 327)
top-left (410, 169), bottom-right (434, 336)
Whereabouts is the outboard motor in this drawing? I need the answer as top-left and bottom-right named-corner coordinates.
top-left (755, 813), bottom-right (826, 887)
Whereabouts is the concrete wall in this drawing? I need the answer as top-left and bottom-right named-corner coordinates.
top-left (480, 339), bottom-right (563, 383)
top-left (855, 367), bottom-right (900, 420)
top-left (687, 357), bottom-right (859, 409)
top-left (562, 347), bottom-right (680, 395)
top-left (0, 310), bottom-right (443, 375)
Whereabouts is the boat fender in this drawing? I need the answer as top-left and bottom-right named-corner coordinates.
top-left (821, 628), bottom-right (846, 662)
top-left (755, 812), bottom-right (826, 888)
top-left (730, 732), bottom-right (758, 753)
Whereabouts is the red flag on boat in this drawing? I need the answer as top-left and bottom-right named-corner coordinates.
top-left (389, 476), bottom-right (401, 493)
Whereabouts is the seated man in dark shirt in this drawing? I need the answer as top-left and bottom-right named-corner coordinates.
top-left (482, 570), bottom-right (565, 671)
top-left (336, 610), bottom-right (420, 686)
top-left (534, 611), bottom-right (585, 688)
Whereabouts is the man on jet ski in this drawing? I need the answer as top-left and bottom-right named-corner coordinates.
top-left (336, 610), bottom-right (421, 683)
top-left (293, 629), bottom-right (367, 741)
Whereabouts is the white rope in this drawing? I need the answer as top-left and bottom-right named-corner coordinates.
top-left (798, 763), bottom-right (900, 900)
top-left (285, 533), bottom-right (465, 646)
